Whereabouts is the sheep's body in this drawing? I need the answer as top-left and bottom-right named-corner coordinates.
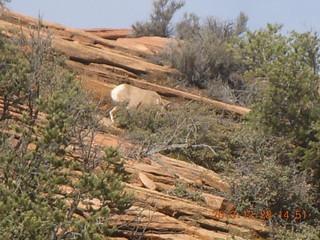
top-left (110, 84), bottom-right (169, 122)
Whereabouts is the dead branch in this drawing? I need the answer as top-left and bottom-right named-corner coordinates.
top-left (141, 143), bottom-right (218, 157)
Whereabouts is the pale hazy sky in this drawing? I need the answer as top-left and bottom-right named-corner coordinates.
top-left (7, 0), bottom-right (320, 33)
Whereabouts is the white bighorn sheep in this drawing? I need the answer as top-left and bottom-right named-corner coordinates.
top-left (109, 84), bottom-right (170, 122)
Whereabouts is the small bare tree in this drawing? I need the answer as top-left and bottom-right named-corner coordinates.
top-left (132, 0), bottom-right (185, 37)
top-left (0, 0), bottom-right (10, 8)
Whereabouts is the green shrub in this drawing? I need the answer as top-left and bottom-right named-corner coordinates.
top-left (226, 129), bottom-right (320, 228)
top-left (303, 121), bottom-right (320, 190)
top-left (0, 36), bottom-right (29, 120)
top-left (274, 223), bottom-right (320, 240)
top-left (0, 24), bottom-right (132, 239)
top-left (233, 25), bottom-right (320, 195)
top-left (233, 25), bottom-right (320, 146)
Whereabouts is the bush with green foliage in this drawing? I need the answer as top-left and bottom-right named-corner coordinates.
top-left (232, 25), bottom-right (320, 192)
top-left (274, 223), bottom-right (320, 240)
top-left (303, 121), bottom-right (320, 190)
top-left (0, 25), bottom-right (132, 239)
top-left (226, 128), bottom-right (320, 238)
top-left (0, 36), bottom-right (28, 120)
top-left (132, 0), bottom-right (185, 37)
top-left (234, 25), bottom-right (320, 145)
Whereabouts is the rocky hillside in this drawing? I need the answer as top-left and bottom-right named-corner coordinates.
top-left (0, 10), bottom-right (268, 240)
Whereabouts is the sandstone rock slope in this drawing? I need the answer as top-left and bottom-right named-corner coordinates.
top-left (0, 10), bottom-right (264, 240)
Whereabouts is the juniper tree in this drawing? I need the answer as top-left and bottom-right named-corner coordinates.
top-left (0, 23), bottom-right (132, 240)
top-left (0, 36), bottom-right (28, 120)
top-left (233, 25), bottom-right (320, 146)
top-left (234, 25), bottom-right (320, 194)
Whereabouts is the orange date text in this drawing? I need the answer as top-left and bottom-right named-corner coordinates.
top-left (212, 210), bottom-right (307, 220)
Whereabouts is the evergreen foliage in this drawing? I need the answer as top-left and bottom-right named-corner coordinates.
top-left (231, 25), bottom-right (320, 192)
top-left (227, 130), bottom-right (320, 225)
top-left (224, 25), bottom-right (320, 237)
top-left (0, 37), bottom-right (28, 120)
top-left (233, 25), bottom-right (320, 145)
top-left (0, 25), bottom-right (132, 239)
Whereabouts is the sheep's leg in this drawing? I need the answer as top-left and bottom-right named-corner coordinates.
top-left (109, 106), bottom-right (120, 123)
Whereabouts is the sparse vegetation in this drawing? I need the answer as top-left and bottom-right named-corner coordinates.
top-left (168, 180), bottom-right (205, 204)
top-left (114, 102), bottom-right (234, 171)
top-left (155, 12), bottom-right (248, 104)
